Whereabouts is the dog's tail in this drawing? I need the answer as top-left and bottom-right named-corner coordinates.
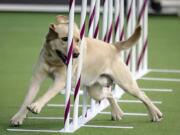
top-left (114, 25), bottom-right (141, 52)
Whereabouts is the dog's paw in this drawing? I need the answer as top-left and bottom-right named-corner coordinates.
top-left (151, 112), bottom-right (163, 122)
top-left (10, 113), bottom-right (26, 127)
top-left (111, 112), bottom-right (123, 121)
top-left (150, 108), bottom-right (163, 122)
top-left (111, 108), bottom-right (124, 121)
top-left (27, 102), bottom-right (42, 114)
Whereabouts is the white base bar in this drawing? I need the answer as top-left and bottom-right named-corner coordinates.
top-left (7, 128), bottom-right (61, 133)
top-left (47, 104), bottom-right (90, 108)
top-left (124, 112), bottom-right (148, 116)
top-left (141, 77), bottom-right (180, 82)
top-left (118, 99), bottom-right (162, 104)
top-left (100, 112), bottom-right (148, 116)
top-left (150, 68), bottom-right (180, 74)
top-left (7, 124), bottom-right (134, 133)
top-left (27, 116), bottom-right (69, 120)
top-left (83, 125), bottom-right (134, 129)
top-left (141, 88), bottom-right (173, 92)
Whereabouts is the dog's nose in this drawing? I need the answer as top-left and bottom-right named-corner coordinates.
top-left (73, 52), bottom-right (80, 58)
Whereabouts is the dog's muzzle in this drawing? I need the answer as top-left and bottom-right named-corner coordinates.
top-left (55, 50), bottom-right (67, 65)
top-left (55, 50), bottom-right (80, 65)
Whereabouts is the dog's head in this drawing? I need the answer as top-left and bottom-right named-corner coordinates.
top-left (45, 15), bottom-right (80, 65)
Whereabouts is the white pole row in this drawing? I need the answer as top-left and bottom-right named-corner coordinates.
top-left (63, 0), bottom-right (149, 132)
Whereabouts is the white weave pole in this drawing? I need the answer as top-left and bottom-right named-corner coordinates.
top-left (64, 0), bottom-right (75, 132)
top-left (72, 0), bottom-right (87, 130)
top-left (88, 0), bottom-right (96, 113)
top-left (114, 0), bottom-right (120, 43)
top-left (130, 0), bottom-right (136, 76)
top-left (119, 0), bottom-right (125, 61)
top-left (125, 0), bottom-right (133, 69)
top-left (143, 0), bottom-right (148, 71)
top-left (82, 86), bottom-right (88, 119)
top-left (106, 0), bottom-right (113, 43)
top-left (137, 0), bottom-right (144, 72)
top-left (136, 0), bottom-right (148, 72)
top-left (101, 0), bottom-right (108, 41)
top-left (93, 0), bottom-right (100, 39)
top-left (81, 2), bottom-right (88, 120)
top-left (114, 0), bottom-right (122, 97)
top-left (88, 0), bottom-right (96, 38)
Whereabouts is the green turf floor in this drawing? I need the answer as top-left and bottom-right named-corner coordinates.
top-left (0, 12), bottom-right (180, 135)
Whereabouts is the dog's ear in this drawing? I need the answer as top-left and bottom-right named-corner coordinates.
top-left (46, 24), bottom-right (58, 42)
top-left (56, 15), bottom-right (69, 24)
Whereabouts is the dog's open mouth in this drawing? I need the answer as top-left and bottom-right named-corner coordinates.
top-left (55, 50), bottom-right (80, 65)
top-left (55, 50), bottom-right (67, 65)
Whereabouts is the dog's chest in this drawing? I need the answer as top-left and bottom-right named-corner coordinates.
top-left (47, 66), bottom-right (61, 80)
top-left (47, 67), bottom-right (55, 80)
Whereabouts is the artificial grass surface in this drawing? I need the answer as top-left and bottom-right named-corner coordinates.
top-left (0, 12), bottom-right (180, 135)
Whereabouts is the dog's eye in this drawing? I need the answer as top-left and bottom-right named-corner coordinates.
top-left (61, 37), bottom-right (68, 42)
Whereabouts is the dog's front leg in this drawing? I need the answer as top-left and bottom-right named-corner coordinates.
top-left (107, 91), bottom-right (124, 121)
top-left (27, 72), bottom-right (66, 114)
top-left (10, 66), bottom-right (47, 126)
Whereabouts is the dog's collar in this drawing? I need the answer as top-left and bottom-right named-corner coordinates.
top-left (55, 50), bottom-right (67, 66)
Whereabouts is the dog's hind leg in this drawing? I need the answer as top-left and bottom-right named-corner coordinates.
top-left (27, 72), bottom-right (65, 114)
top-left (112, 61), bottom-right (163, 122)
top-left (10, 66), bottom-right (47, 126)
top-left (87, 84), bottom-right (123, 121)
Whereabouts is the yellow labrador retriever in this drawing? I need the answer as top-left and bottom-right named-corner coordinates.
top-left (10, 15), bottom-right (163, 126)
